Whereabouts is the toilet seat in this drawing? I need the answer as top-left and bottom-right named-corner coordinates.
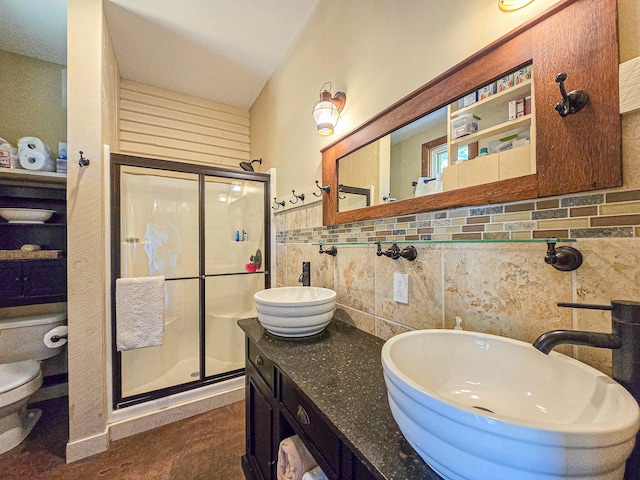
top-left (0, 360), bottom-right (40, 394)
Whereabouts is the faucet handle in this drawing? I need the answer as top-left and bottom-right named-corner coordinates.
top-left (557, 302), bottom-right (612, 311)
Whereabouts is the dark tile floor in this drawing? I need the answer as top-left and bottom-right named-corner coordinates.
top-left (0, 396), bottom-right (246, 480)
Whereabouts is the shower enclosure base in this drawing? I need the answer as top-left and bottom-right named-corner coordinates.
top-left (123, 357), bottom-right (244, 398)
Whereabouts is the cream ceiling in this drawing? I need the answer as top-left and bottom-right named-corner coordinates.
top-left (0, 0), bottom-right (319, 109)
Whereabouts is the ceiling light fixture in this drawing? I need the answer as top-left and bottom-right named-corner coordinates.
top-left (312, 82), bottom-right (346, 136)
top-left (498, 0), bottom-right (535, 11)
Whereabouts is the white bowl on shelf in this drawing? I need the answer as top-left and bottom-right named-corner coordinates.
top-left (0, 208), bottom-right (55, 224)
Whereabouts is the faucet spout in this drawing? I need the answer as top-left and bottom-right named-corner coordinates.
top-left (298, 261), bottom-right (311, 287)
top-left (533, 329), bottom-right (622, 355)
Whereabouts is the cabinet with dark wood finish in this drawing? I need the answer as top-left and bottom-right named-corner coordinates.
top-left (0, 175), bottom-right (67, 307)
top-left (0, 258), bottom-right (67, 307)
top-left (242, 338), bottom-right (377, 480)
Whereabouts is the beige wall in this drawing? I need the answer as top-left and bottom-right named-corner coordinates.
top-left (0, 50), bottom-right (66, 159)
top-left (250, 0), bottom-right (562, 201)
top-left (66, 0), bottom-right (118, 462)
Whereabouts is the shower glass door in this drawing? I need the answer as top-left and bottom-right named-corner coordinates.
top-left (112, 156), bottom-right (270, 409)
top-left (204, 177), bottom-right (266, 377)
top-left (118, 166), bottom-right (201, 398)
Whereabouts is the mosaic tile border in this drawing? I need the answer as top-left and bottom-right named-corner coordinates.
top-left (276, 189), bottom-right (640, 244)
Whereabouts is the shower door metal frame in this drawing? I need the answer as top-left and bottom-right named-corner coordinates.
top-left (110, 153), bottom-right (271, 409)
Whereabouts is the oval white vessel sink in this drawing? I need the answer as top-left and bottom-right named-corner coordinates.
top-left (254, 287), bottom-right (336, 337)
top-left (381, 329), bottom-right (640, 480)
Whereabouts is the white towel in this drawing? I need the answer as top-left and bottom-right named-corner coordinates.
top-left (116, 276), bottom-right (165, 351)
top-left (302, 466), bottom-right (328, 480)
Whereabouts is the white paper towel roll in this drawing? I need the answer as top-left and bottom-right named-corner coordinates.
top-left (44, 326), bottom-right (68, 348)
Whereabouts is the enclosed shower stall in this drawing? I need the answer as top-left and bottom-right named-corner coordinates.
top-left (110, 154), bottom-right (269, 409)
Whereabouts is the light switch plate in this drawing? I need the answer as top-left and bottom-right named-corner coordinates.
top-left (393, 273), bottom-right (409, 304)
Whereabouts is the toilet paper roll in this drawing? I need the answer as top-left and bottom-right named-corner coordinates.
top-left (20, 150), bottom-right (54, 171)
top-left (44, 326), bottom-right (68, 348)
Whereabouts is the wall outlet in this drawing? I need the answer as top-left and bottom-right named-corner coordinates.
top-left (393, 273), bottom-right (409, 304)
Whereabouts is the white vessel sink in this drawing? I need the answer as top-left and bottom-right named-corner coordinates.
top-left (254, 287), bottom-right (336, 337)
top-left (381, 329), bottom-right (640, 480)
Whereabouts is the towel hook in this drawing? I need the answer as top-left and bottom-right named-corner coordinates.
top-left (318, 244), bottom-right (338, 256)
top-left (78, 151), bottom-right (90, 168)
top-left (338, 184), bottom-right (346, 200)
top-left (313, 180), bottom-right (331, 197)
top-left (272, 197), bottom-right (285, 210)
top-left (290, 190), bottom-right (305, 204)
top-left (554, 72), bottom-right (589, 117)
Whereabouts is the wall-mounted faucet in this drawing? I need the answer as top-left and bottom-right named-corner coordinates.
top-left (298, 261), bottom-right (310, 287)
top-left (533, 300), bottom-right (640, 476)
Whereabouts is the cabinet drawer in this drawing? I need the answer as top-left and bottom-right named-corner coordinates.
top-left (280, 375), bottom-right (340, 477)
top-left (248, 340), bottom-right (274, 392)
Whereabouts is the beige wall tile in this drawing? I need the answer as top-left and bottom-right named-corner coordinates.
top-left (273, 212), bottom-right (286, 234)
top-left (334, 305), bottom-right (376, 335)
top-left (308, 243), bottom-right (335, 289)
top-left (486, 223), bottom-right (504, 232)
top-left (286, 206), bottom-right (307, 230)
top-left (275, 243), bottom-right (287, 286)
top-left (284, 243), bottom-right (305, 285)
top-left (334, 245), bottom-right (376, 314)
top-left (491, 212), bottom-right (531, 222)
top-left (537, 218), bottom-right (590, 229)
top-left (307, 202), bottom-right (323, 228)
top-left (443, 243), bottom-right (572, 342)
top-left (600, 201), bottom-right (640, 216)
top-left (376, 318), bottom-right (412, 340)
top-left (573, 238), bottom-right (640, 374)
top-left (375, 245), bottom-right (443, 330)
top-left (622, 111), bottom-right (640, 190)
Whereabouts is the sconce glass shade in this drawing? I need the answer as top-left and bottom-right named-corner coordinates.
top-left (313, 87), bottom-right (346, 136)
top-left (498, 0), bottom-right (534, 11)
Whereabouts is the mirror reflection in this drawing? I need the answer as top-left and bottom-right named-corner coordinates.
top-left (338, 64), bottom-right (534, 213)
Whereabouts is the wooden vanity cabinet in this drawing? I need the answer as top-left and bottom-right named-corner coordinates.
top-left (242, 339), bottom-right (378, 480)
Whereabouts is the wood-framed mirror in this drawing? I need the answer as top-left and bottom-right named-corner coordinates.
top-left (322, 0), bottom-right (620, 226)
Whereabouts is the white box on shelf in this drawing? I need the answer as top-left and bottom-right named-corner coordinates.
top-left (458, 154), bottom-right (499, 188)
top-left (499, 145), bottom-right (532, 180)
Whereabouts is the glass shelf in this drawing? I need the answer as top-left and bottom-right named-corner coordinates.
top-left (313, 238), bottom-right (576, 246)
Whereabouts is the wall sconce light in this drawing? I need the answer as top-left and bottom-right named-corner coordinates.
top-left (498, 0), bottom-right (535, 11)
top-left (312, 82), bottom-right (346, 136)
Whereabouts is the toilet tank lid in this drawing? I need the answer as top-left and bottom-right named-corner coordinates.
top-left (0, 360), bottom-right (40, 394)
top-left (0, 312), bottom-right (67, 330)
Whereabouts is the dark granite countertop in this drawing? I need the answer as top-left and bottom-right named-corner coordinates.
top-left (238, 318), bottom-right (442, 480)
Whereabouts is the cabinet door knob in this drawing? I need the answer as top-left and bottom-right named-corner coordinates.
top-left (255, 355), bottom-right (264, 366)
top-left (297, 405), bottom-right (310, 425)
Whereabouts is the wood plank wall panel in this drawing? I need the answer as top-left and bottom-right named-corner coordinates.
top-left (118, 80), bottom-right (250, 167)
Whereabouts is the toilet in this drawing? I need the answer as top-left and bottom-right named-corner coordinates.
top-left (0, 312), bottom-right (67, 455)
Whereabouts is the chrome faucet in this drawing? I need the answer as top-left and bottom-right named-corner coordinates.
top-left (298, 261), bottom-right (310, 287)
top-left (533, 300), bottom-right (640, 478)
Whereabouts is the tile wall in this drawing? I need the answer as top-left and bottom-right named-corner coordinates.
top-left (273, 111), bottom-right (640, 376)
